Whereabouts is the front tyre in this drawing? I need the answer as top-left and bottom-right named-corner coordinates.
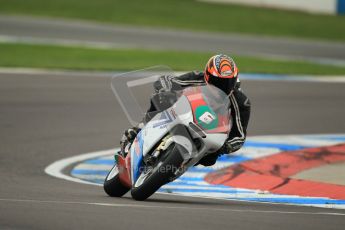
top-left (131, 144), bottom-right (185, 201)
top-left (103, 164), bottom-right (130, 197)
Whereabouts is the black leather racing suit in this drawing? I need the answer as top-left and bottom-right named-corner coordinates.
top-left (146, 71), bottom-right (251, 166)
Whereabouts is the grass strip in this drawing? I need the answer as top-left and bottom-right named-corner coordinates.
top-left (0, 0), bottom-right (345, 42)
top-left (1, 43), bottom-right (345, 75)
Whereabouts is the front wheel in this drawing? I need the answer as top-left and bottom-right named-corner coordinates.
top-left (131, 144), bottom-right (185, 201)
top-left (103, 164), bottom-right (130, 197)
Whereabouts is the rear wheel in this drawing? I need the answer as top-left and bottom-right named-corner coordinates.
top-left (103, 164), bottom-right (130, 197)
top-left (131, 144), bottom-right (185, 201)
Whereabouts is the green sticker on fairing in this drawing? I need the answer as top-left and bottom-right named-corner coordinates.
top-left (195, 105), bottom-right (218, 130)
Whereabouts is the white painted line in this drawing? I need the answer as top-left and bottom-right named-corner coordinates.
top-left (161, 185), bottom-right (237, 191)
top-left (157, 190), bottom-right (345, 210)
top-left (0, 67), bottom-right (113, 77)
top-left (249, 134), bottom-right (345, 146)
top-left (181, 172), bottom-right (208, 178)
top-left (73, 164), bottom-right (113, 171)
top-left (44, 134), bottom-right (345, 210)
top-left (69, 174), bottom-right (105, 180)
top-left (240, 74), bottom-right (345, 83)
top-left (44, 149), bottom-right (117, 186)
top-left (193, 162), bottom-right (234, 170)
top-left (0, 35), bottom-right (133, 50)
top-left (0, 198), bottom-right (344, 216)
top-left (1, 67), bottom-right (345, 83)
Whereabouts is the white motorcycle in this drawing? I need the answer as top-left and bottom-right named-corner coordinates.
top-left (104, 67), bottom-right (232, 200)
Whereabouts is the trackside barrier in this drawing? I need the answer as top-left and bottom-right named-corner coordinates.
top-left (199, 0), bottom-right (345, 15)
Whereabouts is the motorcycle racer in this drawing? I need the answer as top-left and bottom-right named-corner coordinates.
top-left (121, 54), bottom-right (251, 166)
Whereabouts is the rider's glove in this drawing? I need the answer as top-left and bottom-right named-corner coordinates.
top-left (123, 127), bottom-right (139, 142)
top-left (154, 75), bottom-right (182, 93)
top-left (154, 75), bottom-right (173, 93)
top-left (120, 127), bottom-right (140, 156)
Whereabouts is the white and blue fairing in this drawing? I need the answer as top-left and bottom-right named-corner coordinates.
top-left (111, 67), bottom-right (230, 185)
top-left (130, 130), bottom-right (145, 184)
top-left (129, 96), bottom-right (195, 184)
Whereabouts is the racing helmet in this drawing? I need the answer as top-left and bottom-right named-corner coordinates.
top-left (204, 54), bottom-right (239, 95)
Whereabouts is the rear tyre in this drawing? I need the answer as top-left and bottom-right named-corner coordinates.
top-left (131, 144), bottom-right (185, 201)
top-left (103, 165), bottom-right (130, 197)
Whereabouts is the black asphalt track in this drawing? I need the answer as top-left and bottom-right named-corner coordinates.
top-left (0, 71), bottom-right (345, 230)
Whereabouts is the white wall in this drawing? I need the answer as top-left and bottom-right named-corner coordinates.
top-left (199, 0), bottom-right (338, 14)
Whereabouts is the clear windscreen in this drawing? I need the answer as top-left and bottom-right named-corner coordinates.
top-left (111, 66), bottom-right (176, 126)
top-left (182, 84), bottom-right (231, 134)
top-left (111, 66), bottom-right (230, 135)
top-left (111, 67), bottom-right (231, 165)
